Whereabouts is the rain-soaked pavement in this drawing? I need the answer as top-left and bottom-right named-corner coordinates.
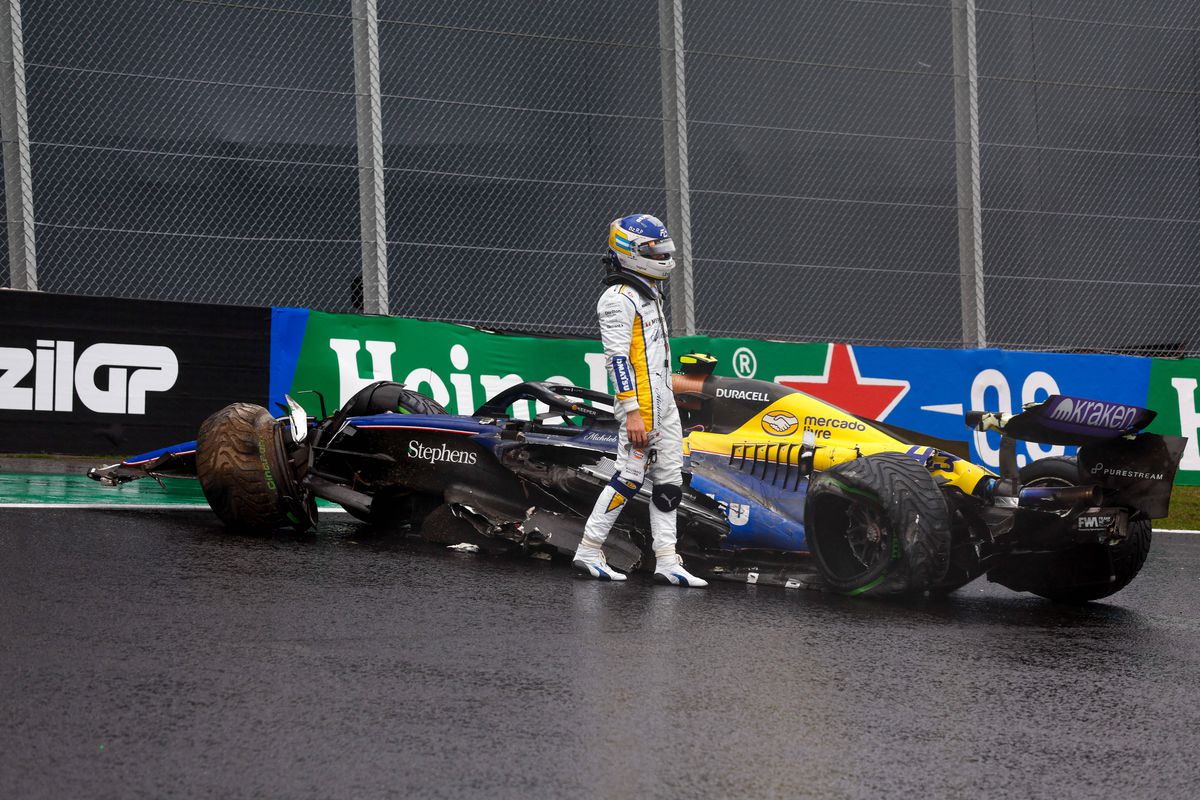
top-left (2, 504), bottom-right (1199, 799)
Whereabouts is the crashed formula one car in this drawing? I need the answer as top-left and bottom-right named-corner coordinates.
top-left (90, 354), bottom-right (1186, 601)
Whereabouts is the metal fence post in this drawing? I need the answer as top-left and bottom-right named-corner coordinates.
top-left (352, 0), bottom-right (388, 314)
top-left (1, 0), bottom-right (36, 290)
top-left (955, 0), bottom-right (984, 350)
top-left (951, 0), bottom-right (984, 347)
top-left (659, 0), bottom-right (695, 336)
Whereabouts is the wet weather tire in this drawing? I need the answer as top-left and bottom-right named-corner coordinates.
top-left (1012, 522), bottom-right (1152, 604)
top-left (1032, 520), bottom-right (1152, 599)
top-left (340, 381), bottom-right (450, 417)
top-left (1016, 456), bottom-right (1151, 603)
top-left (196, 403), bottom-right (301, 533)
top-left (393, 389), bottom-right (449, 416)
top-left (805, 453), bottom-right (952, 596)
top-left (1019, 456), bottom-right (1080, 487)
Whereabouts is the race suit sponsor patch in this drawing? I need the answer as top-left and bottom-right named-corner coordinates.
top-left (611, 355), bottom-right (635, 393)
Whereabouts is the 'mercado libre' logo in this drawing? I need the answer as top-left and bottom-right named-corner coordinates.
top-left (761, 409), bottom-right (799, 436)
top-left (407, 440), bottom-right (478, 465)
top-left (1049, 397), bottom-right (1139, 430)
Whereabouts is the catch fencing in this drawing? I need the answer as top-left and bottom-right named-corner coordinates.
top-left (2, 0), bottom-right (1198, 355)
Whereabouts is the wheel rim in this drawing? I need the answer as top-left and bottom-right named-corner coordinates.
top-left (811, 494), bottom-right (892, 583)
top-left (843, 502), bottom-right (888, 572)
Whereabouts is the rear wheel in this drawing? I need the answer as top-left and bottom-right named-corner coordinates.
top-left (1019, 456), bottom-right (1080, 488)
top-left (1022, 520), bottom-right (1152, 603)
top-left (196, 403), bottom-right (313, 533)
top-left (394, 389), bottom-right (449, 416)
top-left (805, 453), bottom-right (951, 596)
top-left (341, 381), bottom-right (449, 417)
top-left (1011, 456), bottom-right (1151, 603)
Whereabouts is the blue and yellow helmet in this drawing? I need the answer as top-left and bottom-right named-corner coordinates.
top-left (608, 213), bottom-right (676, 280)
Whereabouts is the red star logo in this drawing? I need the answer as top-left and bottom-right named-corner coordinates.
top-left (775, 343), bottom-right (909, 421)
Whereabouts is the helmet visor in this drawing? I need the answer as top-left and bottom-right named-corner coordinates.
top-left (636, 237), bottom-right (676, 261)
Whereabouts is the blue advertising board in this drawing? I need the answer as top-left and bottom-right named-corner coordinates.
top-left (849, 346), bottom-right (1152, 471)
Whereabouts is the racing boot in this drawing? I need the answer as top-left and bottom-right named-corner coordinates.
top-left (653, 550), bottom-right (708, 588)
top-left (573, 538), bottom-right (627, 582)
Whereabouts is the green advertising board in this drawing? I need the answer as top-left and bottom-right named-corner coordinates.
top-left (271, 308), bottom-right (828, 420)
top-left (1147, 357), bottom-right (1200, 481)
top-left (269, 308), bottom-right (1200, 484)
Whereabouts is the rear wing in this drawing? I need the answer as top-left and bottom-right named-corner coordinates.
top-left (967, 395), bottom-right (1186, 518)
top-left (967, 395), bottom-right (1155, 446)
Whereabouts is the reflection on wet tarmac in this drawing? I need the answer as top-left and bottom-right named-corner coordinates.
top-left (2, 508), bottom-right (1198, 799)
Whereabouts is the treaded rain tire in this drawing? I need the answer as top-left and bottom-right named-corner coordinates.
top-left (984, 453), bottom-right (1152, 604)
top-left (1016, 456), bottom-right (1151, 603)
top-left (1019, 455), bottom-right (1081, 487)
top-left (394, 388), bottom-right (449, 416)
top-left (196, 403), bottom-right (295, 533)
top-left (1024, 519), bottom-right (1152, 603)
top-left (805, 452), bottom-right (952, 596)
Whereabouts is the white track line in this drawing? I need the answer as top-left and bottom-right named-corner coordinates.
top-left (0, 503), bottom-right (211, 509)
top-left (0, 503), bottom-right (1192, 532)
top-left (0, 503), bottom-right (347, 511)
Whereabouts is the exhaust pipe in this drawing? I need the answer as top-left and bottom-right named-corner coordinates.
top-left (1018, 484), bottom-right (1102, 510)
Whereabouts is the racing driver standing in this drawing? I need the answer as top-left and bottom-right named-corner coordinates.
top-left (571, 214), bottom-right (708, 588)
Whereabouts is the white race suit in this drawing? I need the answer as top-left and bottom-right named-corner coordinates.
top-left (581, 280), bottom-right (684, 558)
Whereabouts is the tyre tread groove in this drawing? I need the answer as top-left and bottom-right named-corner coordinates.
top-left (806, 452), bottom-right (952, 595)
top-left (196, 403), bottom-right (290, 533)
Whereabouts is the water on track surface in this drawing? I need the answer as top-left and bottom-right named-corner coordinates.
top-left (2, 505), bottom-right (1199, 800)
top-left (0, 472), bottom-right (209, 506)
top-left (0, 473), bottom-right (342, 510)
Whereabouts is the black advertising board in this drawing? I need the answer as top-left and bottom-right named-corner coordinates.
top-left (0, 291), bottom-right (270, 455)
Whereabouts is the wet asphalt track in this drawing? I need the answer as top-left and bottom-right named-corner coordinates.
top-left (2, 507), bottom-right (1200, 800)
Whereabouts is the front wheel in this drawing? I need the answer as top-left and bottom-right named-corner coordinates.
top-left (805, 453), bottom-right (952, 596)
top-left (196, 403), bottom-right (314, 533)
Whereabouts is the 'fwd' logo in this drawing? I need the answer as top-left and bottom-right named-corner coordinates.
top-left (0, 341), bottom-right (179, 414)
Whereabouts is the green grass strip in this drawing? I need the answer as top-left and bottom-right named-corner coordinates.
top-left (1161, 485), bottom-right (1200, 530)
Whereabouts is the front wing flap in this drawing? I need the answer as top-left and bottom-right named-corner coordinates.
top-left (88, 440), bottom-right (199, 485)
